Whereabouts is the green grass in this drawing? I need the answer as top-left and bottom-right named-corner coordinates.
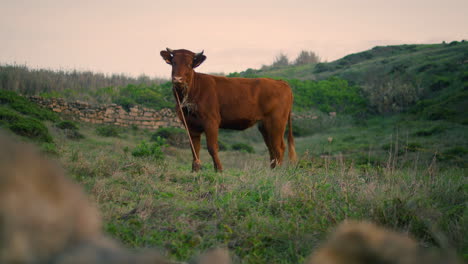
top-left (40, 117), bottom-right (467, 263)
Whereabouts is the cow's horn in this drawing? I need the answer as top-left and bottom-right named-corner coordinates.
top-left (195, 50), bottom-right (204, 57)
top-left (166, 48), bottom-right (174, 53)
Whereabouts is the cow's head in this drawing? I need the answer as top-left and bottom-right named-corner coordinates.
top-left (160, 48), bottom-right (206, 91)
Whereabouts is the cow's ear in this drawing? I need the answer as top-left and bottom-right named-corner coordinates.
top-left (160, 50), bottom-right (172, 65)
top-left (193, 53), bottom-right (206, 68)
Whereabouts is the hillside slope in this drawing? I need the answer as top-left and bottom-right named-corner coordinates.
top-left (238, 41), bottom-right (467, 83)
top-left (235, 41), bottom-right (468, 120)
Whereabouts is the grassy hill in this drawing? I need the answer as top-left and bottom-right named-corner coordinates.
top-left (233, 41), bottom-right (468, 122)
top-left (237, 41), bottom-right (467, 83)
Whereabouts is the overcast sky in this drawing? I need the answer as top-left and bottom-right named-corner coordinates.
top-left (1, 0), bottom-right (467, 78)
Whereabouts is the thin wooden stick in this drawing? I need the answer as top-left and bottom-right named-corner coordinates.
top-left (174, 90), bottom-right (199, 163)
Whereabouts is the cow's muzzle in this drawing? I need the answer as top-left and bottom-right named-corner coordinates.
top-left (173, 76), bottom-right (183, 84)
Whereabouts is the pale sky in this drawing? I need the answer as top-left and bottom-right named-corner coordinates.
top-left (1, 0), bottom-right (467, 78)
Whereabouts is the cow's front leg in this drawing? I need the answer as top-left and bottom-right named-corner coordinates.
top-left (190, 131), bottom-right (202, 172)
top-left (204, 125), bottom-right (223, 172)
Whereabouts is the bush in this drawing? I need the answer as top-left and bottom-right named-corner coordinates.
top-left (40, 142), bottom-right (58, 155)
top-left (113, 83), bottom-right (173, 110)
top-left (231, 142), bottom-right (255, 153)
top-left (152, 127), bottom-right (185, 140)
top-left (314, 63), bottom-right (332, 73)
top-left (0, 106), bottom-right (21, 123)
top-left (289, 122), bottom-right (314, 137)
top-left (9, 117), bottom-right (53, 142)
top-left (151, 127), bottom-right (187, 148)
top-left (114, 97), bottom-right (136, 112)
top-left (361, 73), bottom-right (421, 114)
top-left (96, 125), bottom-right (121, 137)
top-left (131, 139), bottom-right (166, 159)
top-left (55, 120), bottom-right (84, 139)
top-left (218, 140), bottom-right (229, 151)
top-left (414, 126), bottom-right (446, 137)
top-left (424, 106), bottom-right (457, 120)
top-left (55, 120), bottom-right (78, 130)
top-left (0, 90), bottom-right (58, 121)
top-left (405, 142), bottom-right (422, 152)
top-left (440, 147), bottom-right (468, 161)
top-left (288, 77), bottom-right (368, 115)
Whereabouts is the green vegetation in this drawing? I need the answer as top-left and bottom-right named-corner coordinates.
top-left (131, 139), bottom-right (166, 159)
top-left (0, 90), bottom-right (57, 142)
top-left (95, 125), bottom-right (121, 138)
top-left (151, 127), bottom-right (187, 147)
top-left (55, 120), bottom-right (79, 130)
top-left (287, 77), bottom-right (368, 115)
top-left (8, 117), bottom-right (53, 142)
top-left (110, 83), bottom-right (173, 110)
top-left (233, 41), bottom-right (468, 119)
top-left (1, 41), bottom-right (467, 262)
top-left (0, 90), bottom-right (58, 121)
top-left (35, 119), bottom-right (465, 263)
top-left (0, 64), bottom-right (166, 97)
top-left (55, 120), bottom-right (84, 139)
top-left (231, 142), bottom-right (255, 153)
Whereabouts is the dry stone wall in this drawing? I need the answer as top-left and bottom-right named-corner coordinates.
top-left (28, 96), bottom-right (182, 130)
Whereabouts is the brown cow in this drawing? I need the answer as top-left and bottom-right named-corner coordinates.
top-left (160, 48), bottom-right (297, 172)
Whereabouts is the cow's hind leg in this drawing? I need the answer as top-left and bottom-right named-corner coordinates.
top-left (263, 117), bottom-right (287, 168)
top-left (204, 124), bottom-right (223, 172)
top-left (258, 121), bottom-right (274, 164)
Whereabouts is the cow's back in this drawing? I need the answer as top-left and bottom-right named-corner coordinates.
top-left (196, 74), bottom-right (292, 128)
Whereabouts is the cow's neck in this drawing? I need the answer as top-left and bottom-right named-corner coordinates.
top-left (174, 72), bottom-right (198, 112)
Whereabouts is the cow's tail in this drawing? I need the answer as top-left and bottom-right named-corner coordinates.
top-left (287, 111), bottom-right (297, 163)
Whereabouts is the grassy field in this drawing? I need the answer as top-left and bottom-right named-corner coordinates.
top-left (41, 115), bottom-right (466, 263)
top-left (1, 41), bottom-right (466, 262)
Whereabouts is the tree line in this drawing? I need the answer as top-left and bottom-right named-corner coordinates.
top-left (264, 50), bottom-right (321, 69)
top-left (0, 64), bottom-right (167, 96)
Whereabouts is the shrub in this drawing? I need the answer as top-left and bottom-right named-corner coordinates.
top-left (9, 117), bottom-right (53, 142)
top-left (231, 142), bottom-right (255, 153)
top-left (131, 139), bottom-right (166, 159)
top-left (40, 142), bottom-right (58, 155)
top-left (218, 140), bottom-right (229, 151)
top-left (0, 90), bottom-right (58, 121)
top-left (151, 127), bottom-right (187, 148)
top-left (65, 129), bottom-right (85, 140)
top-left (272, 53), bottom-right (289, 67)
top-left (55, 120), bottom-right (78, 130)
top-left (440, 147), bottom-right (468, 161)
top-left (55, 120), bottom-right (84, 139)
top-left (96, 125), bottom-right (120, 137)
top-left (314, 63), bottom-right (332, 73)
top-left (293, 50), bottom-right (320, 65)
top-left (151, 127), bottom-right (185, 140)
top-left (114, 97), bottom-right (136, 112)
top-left (429, 76), bottom-right (451, 91)
top-left (405, 142), bottom-right (422, 152)
top-left (0, 106), bottom-right (21, 123)
top-left (424, 106), bottom-right (457, 121)
top-left (414, 126), bottom-right (446, 137)
top-left (288, 77), bottom-right (368, 115)
top-left (289, 122), bottom-right (314, 137)
top-left (361, 73), bottom-right (422, 114)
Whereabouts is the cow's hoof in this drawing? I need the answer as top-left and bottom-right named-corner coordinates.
top-left (192, 162), bottom-right (201, 172)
